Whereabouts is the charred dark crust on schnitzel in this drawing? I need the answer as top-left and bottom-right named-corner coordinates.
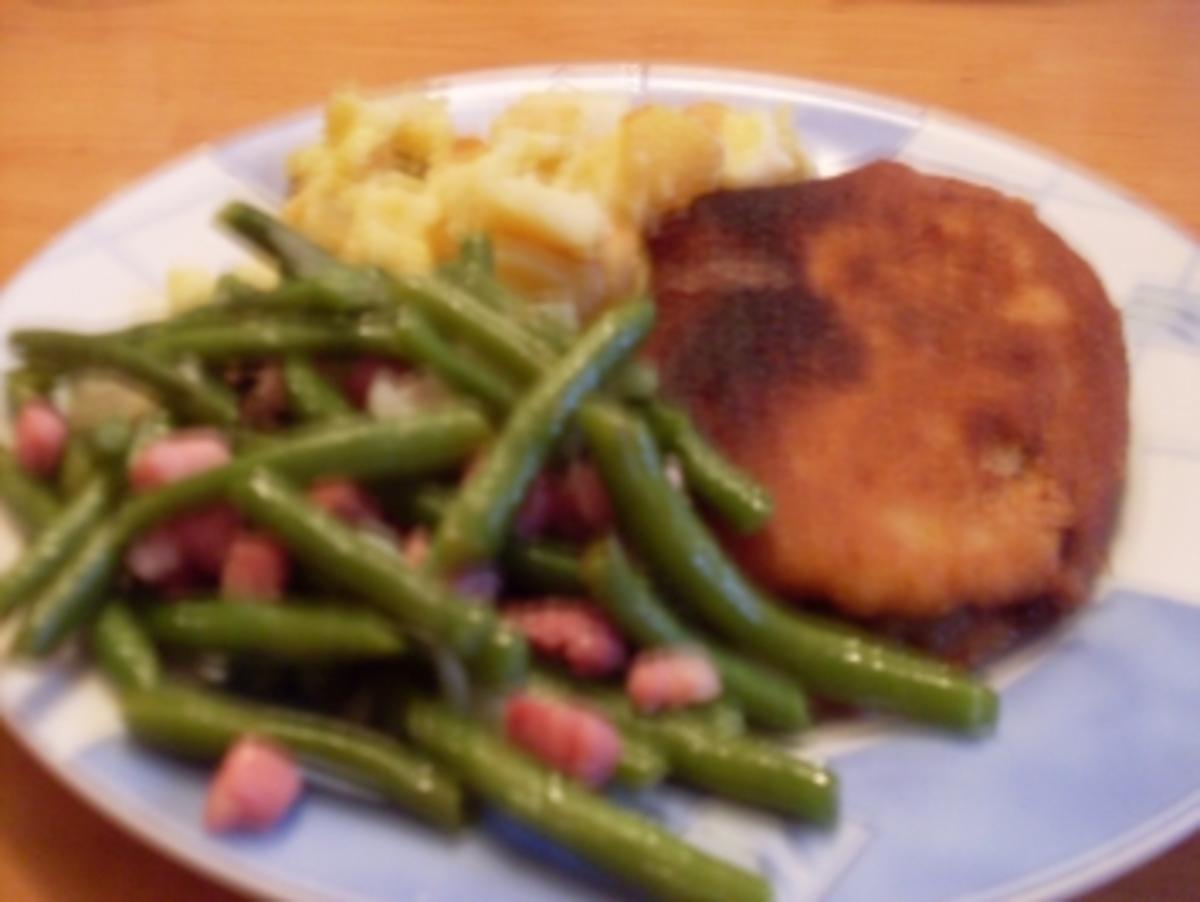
top-left (660, 286), bottom-right (866, 440)
top-left (645, 161), bottom-right (1129, 622)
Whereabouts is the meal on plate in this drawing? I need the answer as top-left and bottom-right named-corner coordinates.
top-left (0, 90), bottom-right (1127, 901)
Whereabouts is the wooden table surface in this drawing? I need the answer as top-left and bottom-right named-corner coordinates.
top-left (1, 1), bottom-right (1197, 898)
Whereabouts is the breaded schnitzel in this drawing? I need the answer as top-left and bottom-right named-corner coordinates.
top-left (645, 161), bottom-right (1128, 622)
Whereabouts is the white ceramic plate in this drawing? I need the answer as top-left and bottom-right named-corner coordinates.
top-left (1, 64), bottom-right (1198, 902)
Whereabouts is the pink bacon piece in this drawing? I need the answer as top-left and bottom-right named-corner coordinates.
top-left (204, 736), bottom-right (303, 834)
top-left (502, 600), bottom-right (627, 677)
top-left (504, 692), bottom-right (621, 787)
top-left (129, 430), bottom-right (231, 492)
top-left (626, 649), bottom-right (722, 713)
top-left (14, 400), bottom-right (69, 479)
top-left (220, 531), bottom-right (291, 601)
top-left (125, 431), bottom-right (239, 588)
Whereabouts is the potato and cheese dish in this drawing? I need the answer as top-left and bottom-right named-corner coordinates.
top-left (284, 91), bottom-right (811, 312)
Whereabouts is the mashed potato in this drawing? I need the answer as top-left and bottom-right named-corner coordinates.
top-left (285, 90), bottom-right (811, 312)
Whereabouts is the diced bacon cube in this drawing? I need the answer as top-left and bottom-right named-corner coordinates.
top-left (204, 736), bottom-right (302, 834)
top-left (220, 531), bottom-right (290, 601)
top-left (626, 649), bottom-right (722, 713)
top-left (502, 600), bottom-right (627, 677)
top-left (14, 400), bottom-right (68, 479)
top-left (504, 692), bottom-right (621, 787)
top-left (129, 430), bottom-right (231, 492)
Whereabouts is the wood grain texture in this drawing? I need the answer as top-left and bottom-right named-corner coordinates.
top-left (0, 0), bottom-right (1197, 898)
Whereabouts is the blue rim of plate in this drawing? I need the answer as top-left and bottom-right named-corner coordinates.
top-left (1, 63), bottom-right (1198, 902)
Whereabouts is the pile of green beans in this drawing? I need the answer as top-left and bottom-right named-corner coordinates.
top-left (579, 400), bottom-right (999, 732)
top-left (0, 203), bottom-right (1009, 902)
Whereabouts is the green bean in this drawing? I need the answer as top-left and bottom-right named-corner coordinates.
top-left (623, 705), bottom-right (835, 823)
top-left (87, 418), bottom-right (137, 467)
top-left (92, 602), bottom-right (160, 692)
top-left (382, 480), bottom-right (451, 527)
top-left (140, 311), bottom-right (517, 413)
top-left (642, 399), bottom-right (772, 533)
top-left (519, 304), bottom-right (578, 353)
top-left (17, 412), bottom-right (487, 656)
top-left (439, 234), bottom-right (500, 295)
top-left (15, 521), bottom-right (125, 656)
top-left (391, 275), bottom-right (557, 382)
top-left (531, 672), bottom-right (834, 823)
top-left (503, 539), bottom-right (587, 595)
top-left (218, 202), bottom-right (396, 307)
top-left (6, 367), bottom-right (53, 411)
top-left (0, 472), bottom-right (117, 620)
top-left (122, 285), bottom-right (374, 348)
top-left (12, 330), bottom-right (240, 427)
top-left (146, 601), bottom-right (406, 660)
top-left (123, 681), bottom-right (463, 829)
top-left (579, 400), bottom-right (999, 732)
top-left (698, 700), bottom-right (748, 738)
top-left (219, 202), bottom-right (336, 278)
top-left (431, 300), bottom-right (654, 573)
top-left (227, 469), bottom-right (524, 681)
top-left (211, 277), bottom-right (385, 314)
top-left (465, 275), bottom-right (526, 319)
top-left (582, 537), bottom-right (809, 731)
top-left (282, 356), bottom-right (353, 421)
top-left (405, 699), bottom-right (768, 902)
top-left (138, 316), bottom-right (374, 360)
top-left (391, 310), bottom-right (518, 412)
top-left (465, 622), bottom-right (530, 689)
top-left (57, 436), bottom-right (96, 500)
top-left (613, 360), bottom-right (659, 401)
top-left (0, 446), bottom-right (60, 536)
top-left (611, 728), bottom-right (669, 791)
top-left (457, 232), bottom-right (494, 271)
